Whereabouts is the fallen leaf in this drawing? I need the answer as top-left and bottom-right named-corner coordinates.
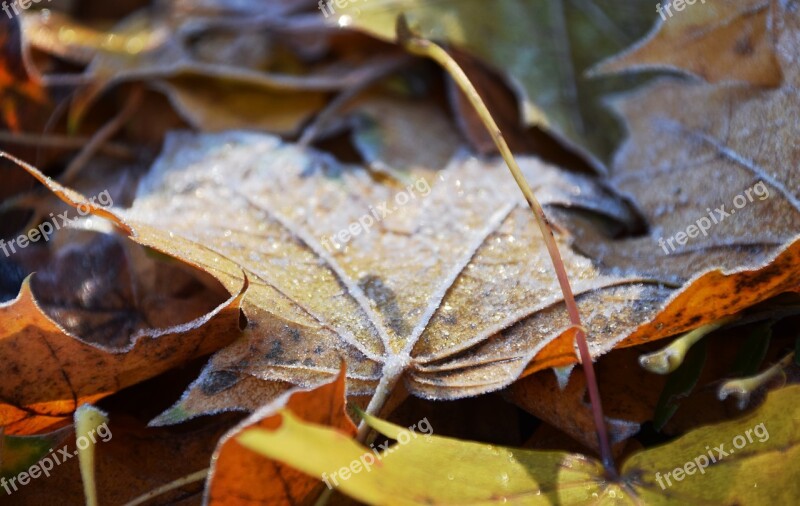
top-left (333, 0), bottom-right (657, 168)
top-left (153, 76), bottom-right (327, 136)
top-left (26, 8), bottom-right (404, 134)
top-left (206, 365), bottom-right (355, 505)
top-left (551, 1), bottom-right (800, 355)
top-left (345, 94), bottom-right (462, 179)
top-left (0, 179), bottom-right (247, 435)
top-left (238, 384), bottom-right (800, 505)
top-left (1, 130), bottom-right (667, 423)
top-left (507, 347), bottom-right (663, 452)
top-left (1, 427), bottom-right (70, 479)
top-left (107, 131), bottom-right (667, 423)
top-left (591, 0), bottom-right (782, 86)
top-left (444, 48), bottom-right (600, 173)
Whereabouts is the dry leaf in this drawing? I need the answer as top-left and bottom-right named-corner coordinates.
top-left (238, 385), bottom-right (800, 505)
top-left (6, 130), bottom-right (667, 424)
top-left (591, 0), bottom-right (782, 86)
top-left (507, 347), bottom-right (663, 452)
top-left (552, 1), bottom-right (800, 355)
top-left (0, 177), bottom-right (247, 434)
top-left (334, 0), bottom-right (657, 168)
top-left (206, 365), bottom-right (355, 505)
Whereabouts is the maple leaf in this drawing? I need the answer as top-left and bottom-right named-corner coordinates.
top-left (544, 0), bottom-right (800, 359)
top-left (591, 0), bottom-right (782, 86)
top-left (9, 130), bottom-right (663, 424)
top-left (0, 212), bottom-right (246, 434)
top-left (206, 365), bottom-right (355, 505)
top-left (238, 384), bottom-right (800, 505)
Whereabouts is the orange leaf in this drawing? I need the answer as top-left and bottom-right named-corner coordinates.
top-left (205, 365), bottom-right (355, 505)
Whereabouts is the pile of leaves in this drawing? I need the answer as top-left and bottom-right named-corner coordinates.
top-left (1, 0), bottom-right (799, 504)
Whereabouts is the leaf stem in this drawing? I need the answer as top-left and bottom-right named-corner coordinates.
top-left (122, 468), bottom-right (209, 506)
top-left (357, 361), bottom-right (405, 442)
top-left (396, 17), bottom-right (617, 477)
top-left (640, 317), bottom-right (736, 375)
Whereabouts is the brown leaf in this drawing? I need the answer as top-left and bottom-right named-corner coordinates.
top-left (25, 8), bottom-right (403, 134)
top-left (550, 1), bottom-right (800, 357)
top-left (445, 49), bottom-right (598, 174)
top-left (0, 128), bottom-right (671, 425)
top-left (334, 0), bottom-right (659, 168)
top-left (0, 273), bottom-right (244, 434)
top-left (591, 0), bottom-right (782, 86)
top-left (206, 365), bottom-right (355, 505)
top-left (116, 132), bottom-right (669, 424)
top-left (507, 346), bottom-right (658, 453)
top-left (345, 94), bottom-right (462, 179)
top-left (0, 170), bottom-right (247, 435)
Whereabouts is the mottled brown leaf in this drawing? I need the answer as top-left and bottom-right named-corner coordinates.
top-left (592, 0), bottom-right (782, 86)
top-left (91, 130), bottom-right (665, 423)
top-left (206, 366), bottom-right (354, 505)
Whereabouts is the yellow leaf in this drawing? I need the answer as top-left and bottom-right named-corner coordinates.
top-left (238, 385), bottom-right (800, 505)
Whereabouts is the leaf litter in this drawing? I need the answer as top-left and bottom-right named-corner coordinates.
top-left (1, 0), bottom-right (799, 504)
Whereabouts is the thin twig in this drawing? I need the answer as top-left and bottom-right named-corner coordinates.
top-left (122, 469), bottom-right (209, 506)
top-left (396, 17), bottom-right (617, 477)
top-left (60, 86), bottom-right (143, 185)
top-left (0, 131), bottom-right (135, 158)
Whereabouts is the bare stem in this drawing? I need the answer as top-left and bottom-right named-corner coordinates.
top-left (60, 86), bottom-right (143, 185)
top-left (122, 469), bottom-right (209, 506)
top-left (397, 18), bottom-right (616, 477)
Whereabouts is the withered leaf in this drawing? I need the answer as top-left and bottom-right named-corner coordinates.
top-left (206, 365), bottom-right (354, 505)
top-left (557, 0), bottom-right (800, 354)
top-left (0, 272), bottom-right (243, 434)
top-left (333, 0), bottom-right (657, 167)
top-left (0, 176), bottom-right (247, 434)
top-left (74, 130), bottom-right (667, 423)
top-left (591, 0), bottom-right (782, 86)
top-left (22, 8), bottom-right (402, 134)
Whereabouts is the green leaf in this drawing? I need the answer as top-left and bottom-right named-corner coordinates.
top-left (1, 430), bottom-right (68, 479)
top-left (653, 339), bottom-right (707, 431)
top-left (731, 322), bottom-right (772, 377)
top-left (238, 385), bottom-right (800, 505)
top-left (334, 0), bottom-right (657, 168)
